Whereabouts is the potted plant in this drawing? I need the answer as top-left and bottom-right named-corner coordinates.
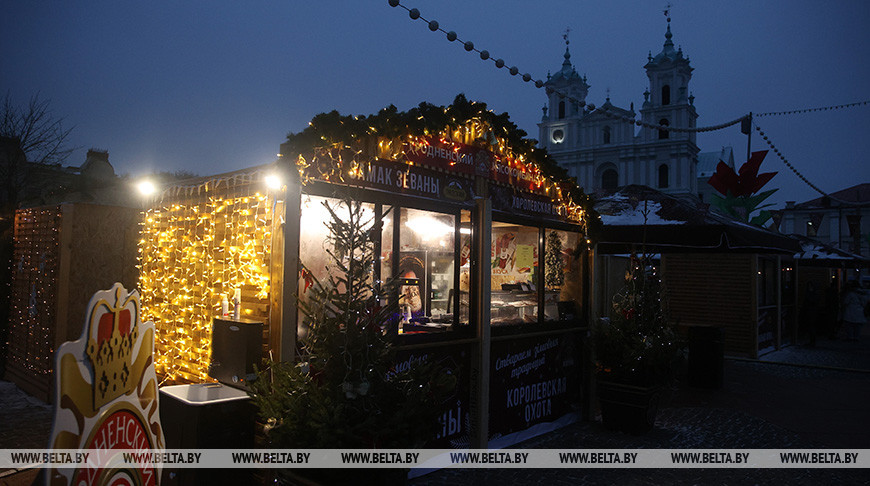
top-left (249, 197), bottom-right (454, 484)
top-left (591, 252), bottom-right (678, 434)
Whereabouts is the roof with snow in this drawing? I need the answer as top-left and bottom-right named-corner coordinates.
top-left (594, 185), bottom-right (801, 254)
top-left (793, 234), bottom-right (869, 267)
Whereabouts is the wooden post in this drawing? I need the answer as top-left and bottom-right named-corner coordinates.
top-left (469, 195), bottom-right (491, 448)
top-left (776, 255), bottom-right (782, 350)
top-left (277, 165), bottom-right (302, 362)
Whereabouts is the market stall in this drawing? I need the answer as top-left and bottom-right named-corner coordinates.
top-left (139, 96), bottom-right (596, 447)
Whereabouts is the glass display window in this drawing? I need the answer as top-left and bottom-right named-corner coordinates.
top-left (490, 222), bottom-right (539, 325)
top-left (297, 195), bottom-right (378, 339)
top-left (396, 207), bottom-right (456, 334)
top-left (544, 229), bottom-right (582, 322)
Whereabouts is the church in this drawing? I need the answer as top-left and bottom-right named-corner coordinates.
top-left (538, 18), bottom-right (716, 198)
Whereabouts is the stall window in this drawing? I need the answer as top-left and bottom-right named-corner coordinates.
top-left (457, 209), bottom-right (472, 326)
top-left (490, 222), bottom-right (539, 325)
top-left (298, 195), bottom-right (378, 337)
top-left (397, 207), bottom-right (456, 334)
top-left (544, 230), bottom-right (582, 322)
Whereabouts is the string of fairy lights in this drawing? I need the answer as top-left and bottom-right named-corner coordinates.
top-left (752, 121), bottom-right (840, 202)
top-left (8, 207), bottom-right (61, 378)
top-left (388, 0), bottom-right (747, 134)
top-left (138, 175), bottom-right (276, 383)
top-left (757, 100), bottom-right (870, 117)
top-left (388, 0), bottom-right (869, 202)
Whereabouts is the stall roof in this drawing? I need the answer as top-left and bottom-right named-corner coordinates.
top-left (792, 234), bottom-right (870, 267)
top-left (594, 185), bottom-right (801, 254)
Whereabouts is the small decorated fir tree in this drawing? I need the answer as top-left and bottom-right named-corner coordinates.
top-left (593, 197), bottom-right (678, 386)
top-left (545, 230), bottom-right (564, 288)
top-left (593, 253), bottom-right (677, 385)
top-left (250, 197), bottom-right (454, 452)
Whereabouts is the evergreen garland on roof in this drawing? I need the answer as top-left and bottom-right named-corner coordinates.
top-left (284, 94), bottom-right (600, 237)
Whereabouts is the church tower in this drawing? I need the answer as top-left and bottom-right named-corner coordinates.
top-left (538, 38), bottom-right (589, 151)
top-left (537, 17), bottom-right (701, 196)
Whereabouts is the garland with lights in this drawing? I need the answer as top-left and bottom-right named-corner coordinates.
top-left (592, 252), bottom-right (677, 386)
top-left (757, 100), bottom-right (870, 117)
top-left (387, 1), bottom-right (751, 135)
top-left (138, 179), bottom-right (275, 383)
top-left (284, 93), bottom-right (601, 237)
top-left (8, 207), bottom-right (61, 378)
top-left (752, 121), bottom-right (847, 204)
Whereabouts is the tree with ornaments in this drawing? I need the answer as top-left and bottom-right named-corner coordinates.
top-left (250, 197), bottom-right (455, 458)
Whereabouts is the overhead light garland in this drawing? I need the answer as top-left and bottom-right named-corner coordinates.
top-left (757, 100), bottom-right (870, 117)
top-left (388, 1), bottom-right (868, 211)
top-left (753, 121), bottom-right (845, 204)
top-left (387, 0), bottom-right (750, 134)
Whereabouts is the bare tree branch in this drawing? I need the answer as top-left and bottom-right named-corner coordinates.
top-left (1, 92), bottom-right (75, 165)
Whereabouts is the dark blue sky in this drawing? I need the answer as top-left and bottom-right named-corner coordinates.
top-left (3, 1), bottom-right (868, 207)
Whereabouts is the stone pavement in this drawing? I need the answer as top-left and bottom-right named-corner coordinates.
top-left (2, 330), bottom-right (870, 485)
top-left (409, 329), bottom-right (870, 485)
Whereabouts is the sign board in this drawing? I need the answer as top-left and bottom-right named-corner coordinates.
top-left (348, 157), bottom-right (476, 204)
top-left (48, 283), bottom-right (164, 486)
top-left (489, 333), bottom-right (581, 438)
top-left (402, 137), bottom-right (547, 194)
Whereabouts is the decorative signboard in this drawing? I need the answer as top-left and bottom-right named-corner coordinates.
top-left (347, 156), bottom-right (476, 204)
top-left (48, 283), bottom-right (164, 486)
top-left (489, 333), bottom-right (581, 439)
top-left (402, 137), bottom-right (546, 194)
top-left (490, 185), bottom-right (564, 220)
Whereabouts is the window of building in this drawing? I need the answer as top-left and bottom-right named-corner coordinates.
top-left (658, 164), bottom-right (669, 188)
top-left (602, 169), bottom-right (618, 193)
top-left (662, 84), bottom-right (671, 105)
top-left (658, 119), bottom-right (669, 140)
top-left (490, 222), bottom-right (539, 326)
top-left (397, 207), bottom-right (456, 333)
top-left (603, 126), bottom-right (611, 144)
top-left (544, 230), bottom-right (582, 322)
top-left (558, 100), bottom-right (566, 119)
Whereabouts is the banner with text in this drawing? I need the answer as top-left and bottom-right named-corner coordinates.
top-left (3, 449), bottom-right (868, 469)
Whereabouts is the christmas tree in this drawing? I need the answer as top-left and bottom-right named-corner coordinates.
top-left (250, 197), bottom-right (454, 451)
top-left (545, 231), bottom-right (564, 288)
top-left (593, 253), bottom-right (677, 385)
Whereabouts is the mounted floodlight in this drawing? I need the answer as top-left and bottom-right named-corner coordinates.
top-left (137, 180), bottom-right (157, 196)
top-left (264, 174), bottom-right (282, 190)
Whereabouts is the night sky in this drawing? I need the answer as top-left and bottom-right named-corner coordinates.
top-left (3, 1), bottom-right (868, 207)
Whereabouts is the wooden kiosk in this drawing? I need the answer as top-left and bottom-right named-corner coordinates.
top-left (140, 98), bottom-right (596, 448)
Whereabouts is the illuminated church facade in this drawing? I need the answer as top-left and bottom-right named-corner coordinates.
top-left (538, 20), bottom-right (703, 197)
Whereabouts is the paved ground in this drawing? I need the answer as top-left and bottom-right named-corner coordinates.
top-left (409, 329), bottom-right (870, 485)
top-left (2, 329), bottom-right (869, 485)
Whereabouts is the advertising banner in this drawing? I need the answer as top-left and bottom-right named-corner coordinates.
top-left (489, 333), bottom-right (581, 439)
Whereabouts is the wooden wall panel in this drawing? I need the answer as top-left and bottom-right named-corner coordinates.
top-left (5, 204), bottom-right (140, 403)
top-left (662, 253), bottom-right (756, 357)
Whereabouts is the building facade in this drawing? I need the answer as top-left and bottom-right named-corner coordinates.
top-left (779, 184), bottom-right (870, 278)
top-left (538, 20), bottom-right (700, 197)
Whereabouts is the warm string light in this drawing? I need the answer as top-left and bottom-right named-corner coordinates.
top-left (139, 185), bottom-right (274, 384)
top-left (8, 207), bottom-right (61, 377)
